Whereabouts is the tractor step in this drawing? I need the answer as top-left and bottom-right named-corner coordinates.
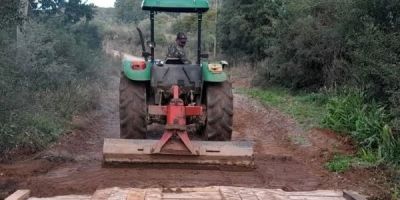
top-left (103, 139), bottom-right (254, 168)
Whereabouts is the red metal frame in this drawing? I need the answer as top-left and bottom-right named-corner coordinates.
top-left (148, 85), bottom-right (203, 155)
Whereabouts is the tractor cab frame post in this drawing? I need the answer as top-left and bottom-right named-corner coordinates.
top-left (197, 12), bottom-right (202, 64)
top-left (150, 10), bottom-right (155, 63)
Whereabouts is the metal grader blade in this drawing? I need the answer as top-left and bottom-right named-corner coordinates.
top-left (103, 138), bottom-right (254, 168)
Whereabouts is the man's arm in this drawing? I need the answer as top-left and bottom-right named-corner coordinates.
top-left (165, 43), bottom-right (175, 59)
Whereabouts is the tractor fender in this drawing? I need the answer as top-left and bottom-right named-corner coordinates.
top-left (201, 62), bottom-right (227, 82)
top-left (122, 57), bottom-right (151, 81)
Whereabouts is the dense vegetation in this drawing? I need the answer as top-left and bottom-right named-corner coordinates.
top-left (219, 0), bottom-right (400, 168)
top-left (0, 0), bottom-right (110, 158)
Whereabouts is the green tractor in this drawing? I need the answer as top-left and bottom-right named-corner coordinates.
top-left (103, 0), bottom-right (253, 167)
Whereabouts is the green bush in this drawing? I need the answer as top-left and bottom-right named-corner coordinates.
top-left (322, 89), bottom-right (400, 165)
top-left (322, 91), bottom-right (382, 146)
top-left (0, 16), bottom-right (107, 158)
top-left (218, 0), bottom-right (284, 62)
top-left (378, 125), bottom-right (400, 166)
top-left (0, 112), bottom-right (63, 154)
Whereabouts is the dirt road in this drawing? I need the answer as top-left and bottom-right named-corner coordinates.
top-left (0, 68), bottom-right (388, 199)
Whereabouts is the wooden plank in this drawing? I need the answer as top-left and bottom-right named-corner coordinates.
top-left (127, 189), bottom-right (146, 200)
top-left (218, 187), bottom-right (242, 200)
top-left (162, 191), bottom-right (222, 199)
top-left (91, 187), bottom-right (129, 200)
top-left (289, 197), bottom-right (345, 200)
top-left (29, 196), bottom-right (90, 200)
top-left (144, 188), bottom-right (162, 200)
top-left (178, 187), bottom-right (220, 192)
top-left (5, 190), bottom-right (30, 200)
top-left (343, 191), bottom-right (367, 200)
top-left (263, 189), bottom-right (343, 197)
top-left (220, 187), bottom-right (349, 200)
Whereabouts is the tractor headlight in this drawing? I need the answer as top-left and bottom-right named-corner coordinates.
top-left (208, 64), bottom-right (223, 73)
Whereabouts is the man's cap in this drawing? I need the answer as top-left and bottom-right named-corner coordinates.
top-left (176, 32), bottom-right (187, 40)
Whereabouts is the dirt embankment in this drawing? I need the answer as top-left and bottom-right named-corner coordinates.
top-left (0, 67), bottom-right (390, 199)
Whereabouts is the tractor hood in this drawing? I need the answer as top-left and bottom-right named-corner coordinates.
top-left (142, 0), bottom-right (209, 13)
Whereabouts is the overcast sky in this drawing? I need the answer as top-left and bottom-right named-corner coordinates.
top-left (87, 0), bottom-right (115, 8)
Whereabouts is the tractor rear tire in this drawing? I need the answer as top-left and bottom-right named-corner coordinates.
top-left (119, 75), bottom-right (147, 139)
top-left (204, 81), bottom-right (233, 141)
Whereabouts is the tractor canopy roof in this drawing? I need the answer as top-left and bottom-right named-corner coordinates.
top-left (142, 0), bottom-right (209, 13)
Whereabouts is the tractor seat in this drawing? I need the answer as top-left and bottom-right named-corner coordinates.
top-left (165, 58), bottom-right (185, 65)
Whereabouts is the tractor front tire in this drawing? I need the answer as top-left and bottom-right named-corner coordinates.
top-left (205, 82), bottom-right (233, 141)
top-left (119, 75), bottom-right (147, 139)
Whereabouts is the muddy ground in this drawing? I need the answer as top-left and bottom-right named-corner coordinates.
top-left (0, 67), bottom-right (390, 199)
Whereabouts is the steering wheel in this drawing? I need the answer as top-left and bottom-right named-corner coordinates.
top-left (165, 58), bottom-right (185, 65)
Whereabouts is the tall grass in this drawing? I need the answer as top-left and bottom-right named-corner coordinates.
top-left (322, 90), bottom-right (400, 166)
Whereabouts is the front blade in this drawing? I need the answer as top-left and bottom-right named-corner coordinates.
top-left (103, 139), bottom-right (254, 168)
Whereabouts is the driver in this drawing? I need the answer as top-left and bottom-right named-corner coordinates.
top-left (166, 32), bottom-right (191, 64)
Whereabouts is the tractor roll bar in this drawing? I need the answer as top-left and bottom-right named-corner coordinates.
top-left (149, 11), bottom-right (203, 64)
top-left (197, 13), bottom-right (202, 64)
top-left (150, 11), bottom-right (155, 63)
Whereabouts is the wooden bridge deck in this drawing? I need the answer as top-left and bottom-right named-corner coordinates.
top-left (7, 186), bottom-right (366, 200)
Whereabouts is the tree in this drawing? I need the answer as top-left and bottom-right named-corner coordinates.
top-left (114, 0), bottom-right (145, 23)
top-left (0, 0), bottom-right (24, 28)
top-left (31, 0), bottom-right (94, 24)
top-left (218, 0), bottom-right (285, 62)
top-left (64, 0), bottom-right (94, 23)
